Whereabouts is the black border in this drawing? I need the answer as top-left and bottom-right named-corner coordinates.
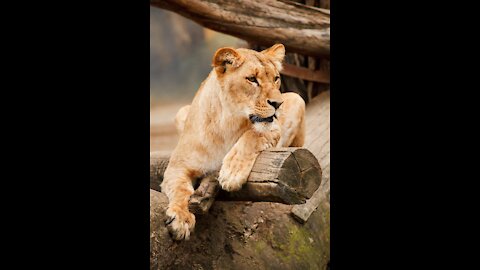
top-left (5, 1), bottom-right (151, 268)
top-left (4, 1), bottom-right (476, 268)
top-left (332, 1), bottom-right (476, 269)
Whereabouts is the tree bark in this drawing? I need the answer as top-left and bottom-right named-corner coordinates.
top-left (150, 0), bottom-right (330, 58)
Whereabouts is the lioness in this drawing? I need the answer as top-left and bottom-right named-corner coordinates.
top-left (161, 44), bottom-right (305, 240)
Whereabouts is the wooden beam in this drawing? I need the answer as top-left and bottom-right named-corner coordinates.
top-left (281, 63), bottom-right (330, 84)
top-left (150, 0), bottom-right (330, 58)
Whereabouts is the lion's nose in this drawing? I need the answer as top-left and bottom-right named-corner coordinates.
top-left (267, 100), bottom-right (283, 110)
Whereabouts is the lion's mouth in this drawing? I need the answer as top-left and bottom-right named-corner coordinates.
top-left (249, 114), bottom-right (277, 123)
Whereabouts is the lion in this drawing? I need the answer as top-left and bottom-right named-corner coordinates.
top-left (160, 44), bottom-right (306, 240)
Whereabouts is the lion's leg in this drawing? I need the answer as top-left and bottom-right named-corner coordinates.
top-left (174, 105), bottom-right (190, 135)
top-left (290, 114), bottom-right (305, 147)
top-left (277, 92), bottom-right (306, 147)
top-left (160, 165), bottom-right (197, 240)
top-left (218, 124), bottom-right (281, 192)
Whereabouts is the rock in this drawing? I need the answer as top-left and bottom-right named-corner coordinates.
top-left (150, 189), bottom-right (329, 269)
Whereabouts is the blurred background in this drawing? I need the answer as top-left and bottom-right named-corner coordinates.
top-left (150, 7), bottom-right (242, 153)
top-left (150, 2), bottom-right (330, 154)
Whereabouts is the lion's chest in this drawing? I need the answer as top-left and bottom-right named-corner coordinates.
top-left (197, 124), bottom-right (247, 171)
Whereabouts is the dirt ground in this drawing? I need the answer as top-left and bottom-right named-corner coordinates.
top-left (150, 102), bottom-right (189, 154)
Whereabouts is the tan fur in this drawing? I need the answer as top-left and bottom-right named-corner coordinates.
top-left (174, 105), bottom-right (190, 135)
top-left (161, 44), bottom-right (305, 240)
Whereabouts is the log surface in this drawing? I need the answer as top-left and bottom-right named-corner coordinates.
top-left (150, 148), bottom-right (322, 205)
top-left (218, 148), bottom-right (321, 203)
top-left (150, 0), bottom-right (330, 58)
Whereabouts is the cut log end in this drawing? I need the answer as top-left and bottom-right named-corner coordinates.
top-left (218, 148), bottom-right (322, 204)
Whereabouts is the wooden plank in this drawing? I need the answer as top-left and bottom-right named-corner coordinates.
top-left (281, 63), bottom-right (330, 84)
top-left (291, 183), bottom-right (327, 223)
top-left (291, 90), bottom-right (330, 222)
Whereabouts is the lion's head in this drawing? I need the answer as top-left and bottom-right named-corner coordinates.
top-left (212, 44), bottom-right (285, 123)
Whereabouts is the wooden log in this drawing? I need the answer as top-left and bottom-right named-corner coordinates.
top-left (217, 148), bottom-right (321, 204)
top-left (150, 148), bottom-right (322, 206)
top-left (150, 0), bottom-right (330, 58)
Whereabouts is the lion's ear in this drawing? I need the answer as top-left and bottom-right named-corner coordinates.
top-left (261, 44), bottom-right (285, 71)
top-left (212, 47), bottom-right (243, 74)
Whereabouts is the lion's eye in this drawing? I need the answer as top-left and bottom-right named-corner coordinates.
top-left (274, 76), bottom-right (280, 82)
top-left (246, 76), bottom-right (258, 84)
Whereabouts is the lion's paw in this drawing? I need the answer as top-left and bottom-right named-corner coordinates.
top-left (165, 205), bottom-right (196, 241)
top-left (218, 152), bottom-right (252, 192)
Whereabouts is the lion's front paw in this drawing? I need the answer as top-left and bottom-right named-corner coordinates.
top-left (218, 150), bottom-right (253, 192)
top-left (165, 205), bottom-right (196, 241)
